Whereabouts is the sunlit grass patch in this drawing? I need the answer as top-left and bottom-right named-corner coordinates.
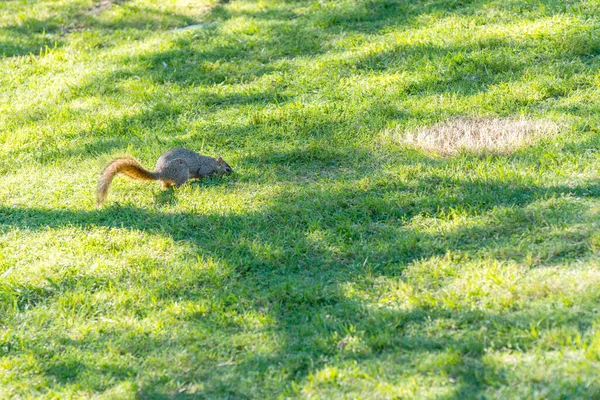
top-left (1, 0), bottom-right (600, 397)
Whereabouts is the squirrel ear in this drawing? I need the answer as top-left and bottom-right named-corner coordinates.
top-left (217, 156), bottom-right (223, 164)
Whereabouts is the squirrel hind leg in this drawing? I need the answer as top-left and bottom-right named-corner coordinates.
top-left (172, 159), bottom-right (190, 187)
top-left (160, 158), bottom-right (189, 188)
top-left (160, 178), bottom-right (186, 189)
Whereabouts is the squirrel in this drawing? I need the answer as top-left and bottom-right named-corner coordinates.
top-left (97, 148), bottom-right (233, 206)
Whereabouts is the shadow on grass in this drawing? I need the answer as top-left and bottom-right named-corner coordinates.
top-left (6, 0), bottom-right (597, 171)
top-left (3, 0), bottom-right (600, 397)
top-left (1, 172), bottom-right (599, 396)
top-left (0, 0), bottom-right (194, 58)
top-left (5, 0), bottom-right (597, 168)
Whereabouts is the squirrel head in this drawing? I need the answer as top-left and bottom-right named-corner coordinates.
top-left (216, 156), bottom-right (233, 175)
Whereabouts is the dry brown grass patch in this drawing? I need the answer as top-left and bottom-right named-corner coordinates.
top-left (388, 117), bottom-right (561, 155)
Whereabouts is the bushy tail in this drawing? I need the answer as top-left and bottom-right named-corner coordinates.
top-left (97, 157), bottom-right (158, 206)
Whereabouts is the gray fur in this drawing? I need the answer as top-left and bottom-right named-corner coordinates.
top-left (155, 148), bottom-right (232, 178)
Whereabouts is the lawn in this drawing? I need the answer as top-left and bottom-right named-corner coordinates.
top-left (1, 0), bottom-right (600, 398)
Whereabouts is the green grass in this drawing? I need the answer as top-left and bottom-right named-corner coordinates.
top-left (2, 0), bottom-right (600, 398)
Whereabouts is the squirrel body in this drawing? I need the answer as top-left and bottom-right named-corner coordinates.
top-left (97, 148), bottom-right (232, 206)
